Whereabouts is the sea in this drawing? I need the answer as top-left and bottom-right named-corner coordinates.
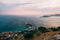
top-left (0, 15), bottom-right (60, 32)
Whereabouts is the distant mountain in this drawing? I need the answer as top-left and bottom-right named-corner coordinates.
top-left (52, 14), bottom-right (60, 16)
top-left (41, 14), bottom-right (60, 18)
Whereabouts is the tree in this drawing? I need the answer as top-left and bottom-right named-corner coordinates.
top-left (50, 27), bottom-right (58, 32)
top-left (57, 26), bottom-right (60, 31)
top-left (38, 27), bottom-right (48, 33)
top-left (23, 32), bottom-right (34, 38)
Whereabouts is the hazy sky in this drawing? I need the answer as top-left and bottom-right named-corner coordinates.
top-left (0, 0), bottom-right (60, 15)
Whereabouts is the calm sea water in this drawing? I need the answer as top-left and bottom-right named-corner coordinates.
top-left (39, 16), bottom-right (60, 28)
top-left (0, 15), bottom-right (37, 32)
top-left (0, 15), bottom-right (60, 32)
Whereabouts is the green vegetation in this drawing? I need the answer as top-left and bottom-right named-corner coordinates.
top-left (50, 27), bottom-right (58, 32)
top-left (38, 27), bottom-right (48, 33)
top-left (23, 24), bottom-right (60, 39)
top-left (57, 26), bottom-right (60, 31)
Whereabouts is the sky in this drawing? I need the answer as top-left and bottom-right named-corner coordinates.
top-left (0, 0), bottom-right (60, 16)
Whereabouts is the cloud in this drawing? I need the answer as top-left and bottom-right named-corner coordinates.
top-left (0, 0), bottom-right (34, 4)
top-left (0, 2), bottom-right (33, 15)
top-left (0, 0), bottom-right (60, 15)
top-left (28, 7), bottom-right (60, 12)
top-left (1, 0), bottom-right (60, 10)
top-left (25, 0), bottom-right (60, 12)
top-left (39, 7), bottom-right (60, 12)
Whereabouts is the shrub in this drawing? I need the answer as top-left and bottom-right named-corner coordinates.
top-left (23, 32), bottom-right (34, 38)
top-left (38, 27), bottom-right (48, 33)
